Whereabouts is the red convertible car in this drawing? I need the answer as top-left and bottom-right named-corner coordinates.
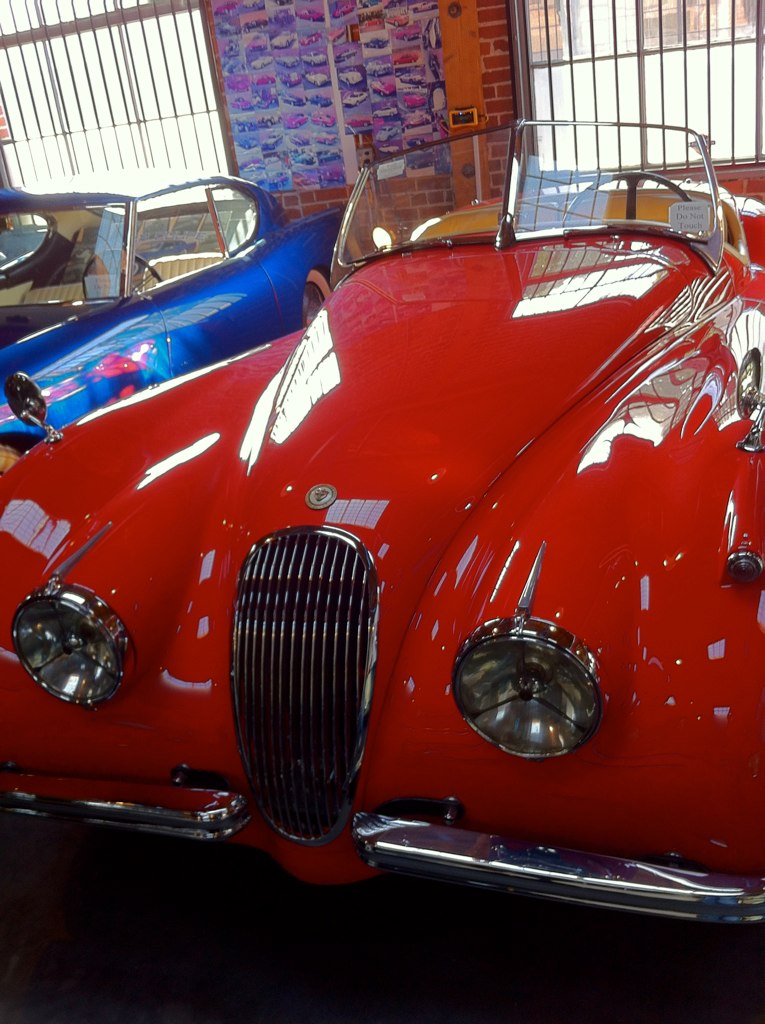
top-left (3, 120), bottom-right (765, 922)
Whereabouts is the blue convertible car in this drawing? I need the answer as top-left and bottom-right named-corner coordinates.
top-left (0, 176), bottom-right (341, 469)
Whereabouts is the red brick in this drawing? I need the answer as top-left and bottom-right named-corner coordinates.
top-left (479, 21), bottom-right (510, 39)
top-left (482, 54), bottom-right (512, 72)
top-left (483, 68), bottom-right (510, 85)
top-left (485, 97), bottom-right (513, 117)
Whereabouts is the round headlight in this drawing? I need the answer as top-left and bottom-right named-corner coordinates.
top-left (13, 583), bottom-right (128, 707)
top-left (454, 618), bottom-right (601, 759)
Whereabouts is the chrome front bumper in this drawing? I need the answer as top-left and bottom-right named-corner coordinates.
top-left (0, 773), bottom-right (250, 841)
top-left (352, 813), bottom-right (765, 924)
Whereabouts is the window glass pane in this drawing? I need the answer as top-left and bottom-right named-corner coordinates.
top-left (212, 187), bottom-right (259, 253)
top-left (83, 205), bottom-right (128, 298)
top-left (0, 213), bottom-right (48, 267)
top-left (135, 186), bottom-right (221, 260)
top-left (0, 203), bottom-right (128, 304)
top-left (524, 0), bottom-right (765, 164)
top-left (0, 2), bottom-right (226, 184)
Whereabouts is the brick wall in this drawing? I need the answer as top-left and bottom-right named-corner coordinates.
top-left (280, 186), bottom-right (350, 221)
top-left (717, 171), bottom-right (765, 202)
top-left (476, 0), bottom-right (515, 125)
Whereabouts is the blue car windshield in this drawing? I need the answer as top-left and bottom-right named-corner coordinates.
top-left (0, 203), bottom-right (129, 307)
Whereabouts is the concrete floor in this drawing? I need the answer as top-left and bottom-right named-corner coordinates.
top-left (0, 813), bottom-right (763, 1024)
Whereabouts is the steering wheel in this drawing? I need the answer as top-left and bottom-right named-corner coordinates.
top-left (566, 170), bottom-right (693, 223)
top-left (132, 254), bottom-right (162, 290)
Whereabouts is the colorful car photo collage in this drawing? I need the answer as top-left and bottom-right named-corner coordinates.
top-left (330, 0), bottom-right (446, 162)
top-left (213, 0), bottom-right (447, 191)
top-left (213, 0), bottom-right (346, 191)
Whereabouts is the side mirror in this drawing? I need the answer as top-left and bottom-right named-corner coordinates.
top-left (738, 197), bottom-right (765, 267)
top-left (4, 372), bottom-right (63, 444)
top-left (737, 350), bottom-right (765, 453)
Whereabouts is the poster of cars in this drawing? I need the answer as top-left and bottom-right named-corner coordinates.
top-left (212, 0), bottom-right (446, 191)
top-left (213, 0), bottom-right (346, 192)
top-left (331, 0), bottom-right (446, 164)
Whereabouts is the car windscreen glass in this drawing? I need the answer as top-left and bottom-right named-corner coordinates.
top-left (335, 124), bottom-right (511, 268)
top-left (512, 122), bottom-right (716, 241)
top-left (82, 205), bottom-right (128, 299)
top-left (335, 121), bottom-right (720, 277)
top-left (1, 204), bottom-right (129, 306)
top-left (211, 187), bottom-right (259, 254)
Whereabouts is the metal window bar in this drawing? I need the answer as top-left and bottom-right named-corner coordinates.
top-left (757, 0), bottom-right (763, 163)
top-left (50, 1), bottom-right (101, 170)
top-left (0, 0), bottom-right (227, 186)
top-left (512, 0), bottom-right (765, 168)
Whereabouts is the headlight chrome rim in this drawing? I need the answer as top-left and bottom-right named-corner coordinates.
top-left (12, 581), bottom-right (128, 708)
top-left (454, 616), bottom-right (602, 760)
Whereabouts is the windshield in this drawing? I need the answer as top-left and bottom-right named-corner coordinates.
top-left (335, 125), bottom-right (509, 275)
top-left (333, 120), bottom-right (721, 279)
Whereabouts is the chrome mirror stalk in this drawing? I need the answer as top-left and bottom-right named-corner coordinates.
top-left (4, 372), bottom-right (63, 444)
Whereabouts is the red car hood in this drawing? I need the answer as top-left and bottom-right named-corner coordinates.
top-left (244, 239), bottom-right (707, 539)
top-left (2, 236), bottom-right (711, 601)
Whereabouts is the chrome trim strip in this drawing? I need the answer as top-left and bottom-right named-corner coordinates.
top-left (499, 119), bottom-right (724, 271)
top-left (0, 786), bottom-right (250, 841)
top-left (48, 521), bottom-right (113, 580)
top-left (353, 813), bottom-right (765, 923)
top-left (515, 540), bottom-right (546, 622)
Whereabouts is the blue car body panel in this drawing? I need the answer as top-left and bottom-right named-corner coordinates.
top-left (0, 178), bottom-right (342, 448)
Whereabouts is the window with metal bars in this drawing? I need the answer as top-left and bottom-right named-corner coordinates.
top-left (0, 0), bottom-right (230, 187)
top-left (512, 0), bottom-right (764, 168)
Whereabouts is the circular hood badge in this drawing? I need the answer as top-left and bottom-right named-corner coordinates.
top-left (306, 484), bottom-right (337, 510)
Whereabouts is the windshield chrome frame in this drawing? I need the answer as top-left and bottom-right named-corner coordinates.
top-left (497, 119), bottom-right (724, 272)
top-left (333, 119), bottom-right (725, 284)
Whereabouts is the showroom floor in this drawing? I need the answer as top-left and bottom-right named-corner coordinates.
top-left (0, 812), bottom-right (762, 1024)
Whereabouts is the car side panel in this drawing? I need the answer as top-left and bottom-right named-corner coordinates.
top-left (0, 297), bottom-right (170, 443)
top-left (255, 210), bottom-right (342, 331)
top-left (155, 210), bottom-right (341, 377)
top-left (356, 289), bottom-right (765, 877)
top-left (151, 255), bottom-right (281, 378)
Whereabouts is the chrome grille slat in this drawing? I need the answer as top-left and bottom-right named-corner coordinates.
top-left (295, 538), bottom-right (313, 833)
top-left (339, 546), bottom-right (358, 795)
top-left (233, 527), bottom-right (377, 845)
top-left (275, 537), bottom-right (298, 837)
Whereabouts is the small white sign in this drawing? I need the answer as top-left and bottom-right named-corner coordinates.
top-left (378, 158), bottom-right (406, 181)
top-left (669, 200), bottom-right (711, 235)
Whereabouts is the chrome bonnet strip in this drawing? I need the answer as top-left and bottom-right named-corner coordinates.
top-left (0, 784), bottom-right (250, 841)
top-left (352, 813), bottom-right (765, 924)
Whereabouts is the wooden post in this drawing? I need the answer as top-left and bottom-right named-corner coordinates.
top-left (439, 0), bottom-right (485, 128)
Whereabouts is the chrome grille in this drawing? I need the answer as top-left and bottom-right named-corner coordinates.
top-left (232, 527), bottom-right (377, 844)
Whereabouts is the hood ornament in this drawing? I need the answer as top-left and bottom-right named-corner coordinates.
top-left (306, 484), bottom-right (337, 510)
top-left (5, 372), bottom-right (63, 444)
